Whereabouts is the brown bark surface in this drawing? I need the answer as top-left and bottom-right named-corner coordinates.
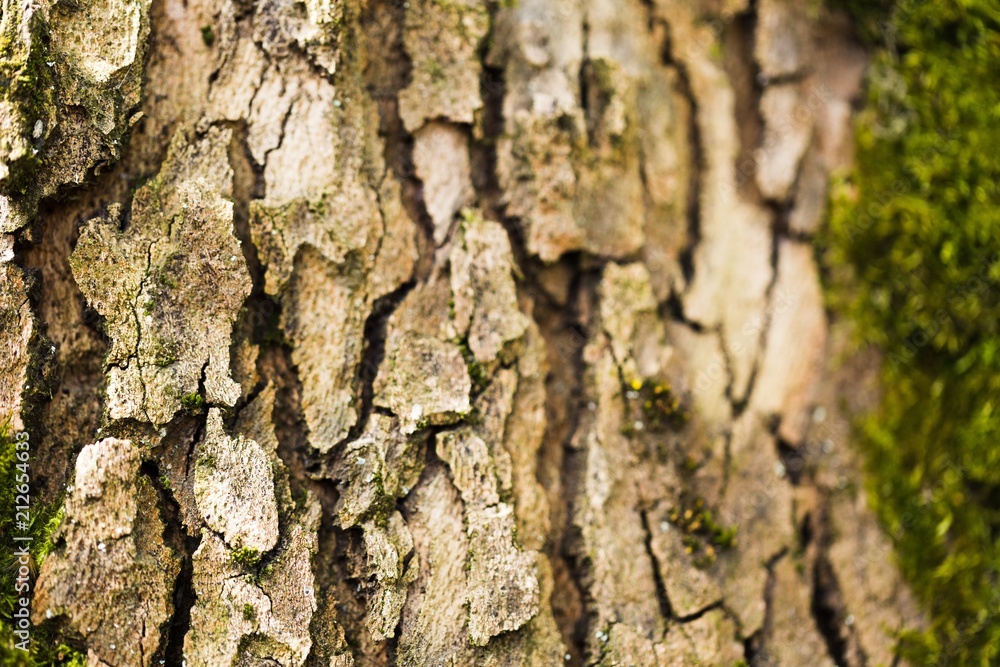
top-left (0, 0), bottom-right (924, 664)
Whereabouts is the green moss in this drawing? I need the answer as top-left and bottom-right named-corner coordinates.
top-left (257, 561), bottom-right (274, 582)
top-left (196, 450), bottom-right (216, 468)
top-left (306, 194), bottom-right (329, 217)
top-left (827, 0), bottom-right (893, 45)
top-left (291, 486), bottom-right (309, 510)
top-left (361, 491), bottom-right (396, 529)
top-left (627, 378), bottom-right (689, 432)
top-left (0, 6), bottom-right (56, 201)
top-left (822, 1), bottom-right (1000, 663)
top-left (242, 604), bottom-right (256, 622)
top-left (181, 393), bottom-right (204, 411)
top-left (0, 626), bottom-right (86, 667)
top-left (157, 270), bottom-right (177, 290)
top-left (229, 546), bottom-right (262, 569)
top-left (588, 58), bottom-right (618, 98)
top-left (681, 455), bottom-right (701, 474)
top-left (665, 498), bottom-right (736, 569)
top-left (151, 340), bottom-right (178, 367)
top-left (200, 25), bottom-right (215, 47)
top-left (457, 339), bottom-right (489, 396)
top-left (0, 424), bottom-right (86, 665)
top-left (577, 58), bottom-right (639, 160)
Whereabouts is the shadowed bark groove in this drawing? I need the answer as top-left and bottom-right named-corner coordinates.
top-left (0, 0), bottom-right (926, 665)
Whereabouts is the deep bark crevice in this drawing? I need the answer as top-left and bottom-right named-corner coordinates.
top-left (808, 492), bottom-right (868, 667)
top-left (723, 3), bottom-right (766, 205)
top-left (363, 0), bottom-right (436, 280)
top-left (469, 12), bottom-right (568, 314)
top-left (467, 6), bottom-right (596, 660)
top-left (554, 275), bottom-right (603, 664)
top-left (744, 629), bottom-right (764, 666)
top-left (812, 554), bottom-right (853, 667)
top-left (338, 278), bottom-right (417, 456)
top-left (227, 121), bottom-right (268, 296)
top-left (143, 458), bottom-right (201, 667)
top-left (18, 142), bottom-right (164, 503)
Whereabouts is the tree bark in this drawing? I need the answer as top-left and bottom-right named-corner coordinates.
top-left (0, 0), bottom-right (924, 665)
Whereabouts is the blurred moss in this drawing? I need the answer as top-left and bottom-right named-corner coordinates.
top-left (822, 1), bottom-right (1000, 663)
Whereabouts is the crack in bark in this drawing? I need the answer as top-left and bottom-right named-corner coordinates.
top-left (143, 457), bottom-right (201, 666)
top-left (721, 4), bottom-right (778, 420)
top-left (657, 20), bottom-right (704, 290)
top-left (363, 0), bottom-right (435, 279)
top-left (335, 278), bottom-right (416, 461)
top-left (640, 508), bottom-right (676, 623)
top-left (465, 7), bottom-right (593, 659)
top-left (675, 601), bottom-right (726, 625)
top-left (19, 209), bottom-right (109, 505)
top-left (809, 498), bottom-right (866, 667)
top-left (551, 274), bottom-right (600, 665)
top-left (747, 548), bottom-right (790, 665)
top-left (724, 3), bottom-right (766, 205)
top-left (775, 433), bottom-right (806, 486)
top-left (812, 554), bottom-right (855, 667)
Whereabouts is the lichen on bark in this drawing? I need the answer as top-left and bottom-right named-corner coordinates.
top-left (0, 0), bottom-right (152, 232)
top-left (70, 126), bottom-right (251, 425)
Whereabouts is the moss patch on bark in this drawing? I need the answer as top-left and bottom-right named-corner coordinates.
top-left (823, 1), bottom-right (1000, 663)
top-left (0, 425), bottom-right (85, 665)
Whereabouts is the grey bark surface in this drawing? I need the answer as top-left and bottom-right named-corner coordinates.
top-left (0, 0), bottom-right (924, 665)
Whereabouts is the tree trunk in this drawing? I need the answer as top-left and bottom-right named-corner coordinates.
top-left (1, 0), bottom-right (924, 664)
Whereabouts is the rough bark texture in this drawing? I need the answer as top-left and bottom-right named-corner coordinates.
top-left (1, 0), bottom-right (924, 665)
